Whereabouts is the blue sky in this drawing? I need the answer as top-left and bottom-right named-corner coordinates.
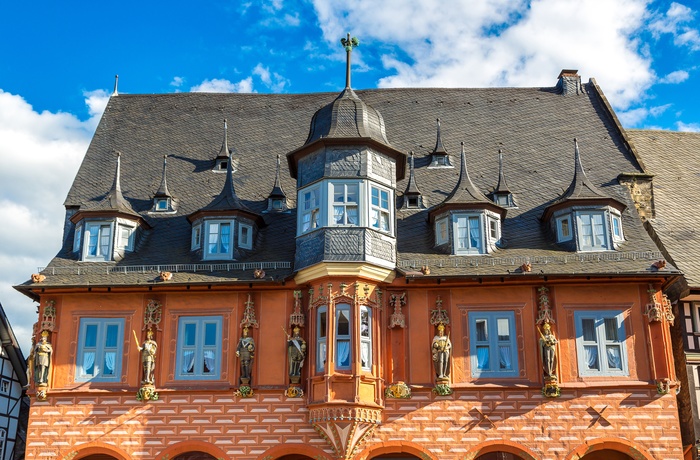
top-left (1, 0), bottom-right (699, 354)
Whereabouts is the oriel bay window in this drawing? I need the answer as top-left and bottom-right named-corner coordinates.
top-left (315, 303), bottom-right (374, 373)
top-left (176, 316), bottom-right (222, 380)
top-left (332, 182), bottom-right (359, 226)
top-left (76, 318), bottom-right (124, 382)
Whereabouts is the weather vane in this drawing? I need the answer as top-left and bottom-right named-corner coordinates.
top-left (340, 33), bottom-right (359, 89)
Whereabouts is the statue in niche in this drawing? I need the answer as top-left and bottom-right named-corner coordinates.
top-left (34, 331), bottom-right (53, 385)
top-left (539, 322), bottom-right (558, 379)
top-left (138, 328), bottom-right (158, 385)
top-left (236, 327), bottom-right (255, 385)
top-left (286, 326), bottom-right (307, 384)
top-left (431, 324), bottom-right (452, 381)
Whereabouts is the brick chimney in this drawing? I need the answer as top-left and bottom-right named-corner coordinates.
top-left (557, 69), bottom-right (583, 96)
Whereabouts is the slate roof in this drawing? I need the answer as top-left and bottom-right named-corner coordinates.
top-left (16, 79), bottom-right (677, 290)
top-left (627, 130), bottom-right (700, 287)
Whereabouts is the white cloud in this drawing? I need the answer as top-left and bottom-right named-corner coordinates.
top-left (170, 76), bottom-right (185, 88)
top-left (0, 89), bottom-right (107, 354)
top-left (677, 121), bottom-right (700, 132)
top-left (617, 103), bottom-right (671, 127)
top-left (649, 2), bottom-right (700, 50)
top-left (659, 70), bottom-right (689, 84)
top-left (253, 63), bottom-right (289, 92)
top-left (312, 0), bottom-right (654, 110)
top-left (190, 77), bottom-right (255, 93)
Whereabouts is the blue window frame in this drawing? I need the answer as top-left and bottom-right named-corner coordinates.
top-left (205, 221), bottom-right (232, 259)
top-left (335, 304), bottom-right (351, 370)
top-left (317, 307), bottom-right (327, 372)
top-left (76, 318), bottom-right (124, 382)
top-left (176, 316), bottom-right (222, 380)
top-left (575, 310), bottom-right (628, 376)
top-left (469, 311), bottom-right (518, 378)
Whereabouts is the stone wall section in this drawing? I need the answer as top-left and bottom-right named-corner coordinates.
top-left (27, 388), bottom-right (683, 460)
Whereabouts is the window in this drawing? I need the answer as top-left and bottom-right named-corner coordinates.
top-left (435, 217), bottom-right (449, 245)
top-left (76, 318), bottom-right (124, 382)
top-left (300, 186), bottom-right (320, 233)
top-left (575, 310), bottom-right (628, 376)
top-left (0, 428), bottom-right (5, 460)
top-left (84, 222), bottom-right (113, 261)
top-left (0, 379), bottom-right (9, 393)
top-left (455, 215), bottom-right (482, 254)
top-left (155, 198), bottom-right (169, 211)
top-left (336, 304), bottom-right (351, 370)
top-left (407, 196), bottom-right (419, 208)
top-left (469, 311), bottom-right (518, 378)
top-left (370, 186), bottom-right (390, 232)
top-left (73, 223), bottom-right (83, 253)
top-left (271, 198), bottom-right (284, 210)
top-left (360, 306), bottom-right (372, 370)
top-left (556, 215), bottom-right (572, 242)
top-left (495, 194), bottom-right (512, 207)
top-left (576, 211), bottom-right (608, 251)
top-left (238, 223), bottom-right (253, 249)
top-left (118, 225), bottom-right (134, 251)
top-left (317, 307), bottom-right (327, 372)
top-left (332, 183), bottom-right (359, 226)
top-left (488, 217), bottom-right (500, 241)
top-left (205, 221), bottom-right (232, 259)
top-left (191, 224), bottom-right (202, 250)
top-left (611, 213), bottom-right (623, 241)
top-left (176, 316), bottom-right (222, 380)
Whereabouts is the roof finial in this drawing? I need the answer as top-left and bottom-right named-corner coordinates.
top-left (113, 150), bottom-right (122, 194)
top-left (495, 148), bottom-right (510, 193)
top-left (155, 154), bottom-right (171, 197)
top-left (112, 75), bottom-right (119, 96)
top-left (218, 118), bottom-right (230, 159)
top-left (403, 150), bottom-right (423, 207)
top-left (340, 33), bottom-right (359, 89)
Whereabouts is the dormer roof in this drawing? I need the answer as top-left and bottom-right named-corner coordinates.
top-left (402, 151), bottom-right (424, 208)
top-left (494, 149), bottom-right (511, 195)
top-left (155, 155), bottom-right (172, 198)
top-left (428, 118), bottom-right (453, 168)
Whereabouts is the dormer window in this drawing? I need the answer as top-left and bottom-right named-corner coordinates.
top-left (215, 159), bottom-right (228, 171)
top-left (85, 222), bottom-right (113, 261)
top-left (271, 198), bottom-right (284, 211)
top-left (301, 186), bottom-right (321, 233)
top-left (73, 223), bottom-right (83, 253)
top-left (551, 207), bottom-right (624, 251)
top-left (191, 217), bottom-right (258, 260)
top-left (433, 210), bottom-right (502, 255)
top-left (118, 225), bottom-right (135, 251)
top-left (370, 186), bottom-right (390, 232)
top-left (238, 223), bottom-right (253, 250)
top-left (205, 220), bottom-right (232, 259)
top-left (155, 198), bottom-right (169, 211)
top-left (556, 215), bottom-right (572, 242)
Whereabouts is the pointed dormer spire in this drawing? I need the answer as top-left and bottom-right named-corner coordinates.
top-left (560, 138), bottom-right (607, 200)
top-left (155, 155), bottom-right (171, 198)
top-left (112, 150), bottom-right (123, 196)
top-left (403, 151), bottom-right (423, 208)
top-left (218, 118), bottom-right (230, 159)
top-left (495, 149), bottom-right (510, 193)
top-left (434, 119), bottom-right (447, 155)
top-left (340, 33), bottom-right (359, 89)
top-left (80, 150), bottom-right (139, 216)
top-left (266, 154), bottom-right (288, 212)
top-left (429, 118), bottom-right (453, 168)
top-left (443, 142), bottom-right (490, 205)
top-left (112, 75), bottom-right (119, 97)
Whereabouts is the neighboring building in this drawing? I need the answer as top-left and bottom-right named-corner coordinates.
top-left (0, 303), bottom-right (29, 460)
top-left (15, 52), bottom-right (686, 460)
top-left (626, 129), bottom-right (700, 457)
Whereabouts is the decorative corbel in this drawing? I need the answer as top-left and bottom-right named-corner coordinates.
top-left (388, 292), bottom-right (407, 329)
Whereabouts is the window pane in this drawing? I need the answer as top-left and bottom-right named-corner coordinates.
top-left (220, 223), bottom-right (230, 252)
top-left (99, 225), bottom-right (111, 255)
top-left (346, 206), bottom-right (358, 225)
top-left (360, 308), bottom-right (370, 337)
top-left (476, 346), bottom-right (490, 369)
top-left (475, 319), bottom-right (488, 342)
top-left (346, 184), bottom-right (358, 203)
top-left (561, 218), bottom-right (570, 237)
top-left (581, 318), bottom-right (596, 341)
top-left (337, 309), bottom-right (350, 336)
top-left (182, 350), bottom-right (195, 374)
top-left (319, 311), bottom-right (327, 338)
top-left (105, 324), bottom-right (119, 348)
top-left (584, 345), bottom-right (599, 370)
top-left (184, 323), bottom-right (196, 346)
top-left (83, 352), bottom-right (96, 375)
top-left (318, 343), bottom-right (326, 370)
top-left (84, 325), bottom-right (98, 348)
top-left (499, 345), bottom-right (512, 370)
top-left (592, 213), bottom-right (605, 246)
top-left (371, 187), bottom-right (379, 206)
top-left (497, 318), bottom-right (510, 341)
top-left (380, 190), bottom-right (388, 208)
top-left (334, 188), bottom-right (345, 203)
top-left (361, 342), bottom-right (370, 368)
top-left (334, 206), bottom-right (344, 224)
top-left (103, 352), bottom-right (116, 375)
top-left (604, 317), bottom-right (619, 341)
top-left (607, 345), bottom-right (622, 369)
top-left (203, 350), bottom-right (216, 374)
top-left (469, 217), bottom-right (480, 248)
top-left (204, 322), bottom-right (217, 346)
top-left (337, 340), bottom-right (351, 367)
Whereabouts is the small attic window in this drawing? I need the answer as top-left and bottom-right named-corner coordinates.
top-left (155, 198), bottom-right (169, 211)
top-left (407, 196), bottom-right (419, 208)
top-left (272, 198), bottom-right (284, 210)
top-left (556, 215), bottom-right (572, 242)
top-left (216, 159), bottom-right (228, 171)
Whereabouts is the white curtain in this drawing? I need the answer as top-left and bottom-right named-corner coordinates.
top-left (337, 341), bottom-right (350, 367)
top-left (361, 342), bottom-right (370, 368)
top-left (203, 350), bottom-right (216, 373)
top-left (606, 346), bottom-right (622, 369)
top-left (584, 345), bottom-right (599, 369)
top-left (181, 350), bottom-right (195, 374)
top-left (476, 346), bottom-right (489, 370)
top-left (103, 352), bottom-right (115, 375)
top-left (499, 345), bottom-right (512, 370)
top-left (82, 352), bottom-right (95, 375)
top-left (469, 218), bottom-right (480, 248)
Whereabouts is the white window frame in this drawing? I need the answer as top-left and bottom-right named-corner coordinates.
top-left (469, 311), bottom-right (518, 378)
top-left (155, 197), bottom-right (170, 211)
top-left (83, 221), bottom-right (114, 261)
top-left (370, 185), bottom-right (392, 233)
top-left (435, 217), bottom-right (449, 246)
top-left (76, 318), bottom-right (124, 382)
top-left (317, 306), bottom-right (327, 373)
top-left (238, 223), bottom-right (253, 250)
top-left (203, 220), bottom-right (234, 260)
top-left (574, 310), bottom-right (628, 377)
top-left (335, 304), bottom-right (352, 370)
top-left (191, 224), bottom-right (202, 250)
top-left (611, 212), bottom-right (624, 242)
top-left (576, 211), bottom-right (610, 251)
top-left (176, 316), bottom-right (222, 380)
top-left (73, 223), bottom-right (83, 253)
top-left (556, 215), bottom-right (573, 242)
top-left (453, 213), bottom-right (483, 255)
top-left (299, 185), bottom-right (321, 234)
top-left (330, 181), bottom-right (360, 227)
top-left (117, 224), bottom-right (135, 251)
top-left (360, 305), bottom-right (372, 371)
top-left (488, 216), bottom-right (500, 242)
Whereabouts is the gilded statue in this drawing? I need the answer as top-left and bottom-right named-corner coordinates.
top-left (539, 322), bottom-right (558, 379)
top-left (138, 329), bottom-right (158, 385)
top-left (236, 327), bottom-right (255, 385)
top-left (432, 324), bottom-right (452, 381)
top-left (34, 332), bottom-right (53, 385)
top-left (286, 326), bottom-right (307, 384)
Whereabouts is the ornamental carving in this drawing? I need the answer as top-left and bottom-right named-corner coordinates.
top-left (40, 300), bottom-right (57, 332)
top-left (309, 282), bottom-right (382, 311)
top-left (535, 286), bottom-right (555, 325)
top-left (385, 381), bottom-right (411, 399)
top-left (645, 285), bottom-right (663, 323)
top-left (310, 405), bottom-right (382, 459)
top-left (289, 290), bottom-right (305, 327)
top-left (388, 292), bottom-right (406, 329)
top-left (240, 293), bottom-right (259, 329)
top-left (144, 299), bottom-right (163, 331)
top-left (430, 295), bottom-right (449, 327)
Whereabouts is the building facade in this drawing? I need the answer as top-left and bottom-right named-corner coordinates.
top-left (16, 55), bottom-right (686, 460)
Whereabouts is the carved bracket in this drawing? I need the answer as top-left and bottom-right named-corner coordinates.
top-left (388, 292), bottom-right (406, 329)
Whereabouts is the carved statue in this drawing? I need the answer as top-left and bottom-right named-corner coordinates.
top-left (287, 326), bottom-right (307, 384)
top-left (138, 329), bottom-right (158, 385)
top-left (539, 322), bottom-right (558, 379)
top-left (431, 324), bottom-right (452, 381)
top-left (236, 327), bottom-right (255, 385)
top-left (34, 332), bottom-right (53, 385)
